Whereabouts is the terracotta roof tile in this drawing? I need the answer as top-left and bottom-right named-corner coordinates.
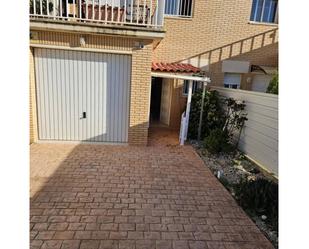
top-left (152, 62), bottom-right (200, 73)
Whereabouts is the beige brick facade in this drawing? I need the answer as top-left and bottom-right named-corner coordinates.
top-left (152, 0), bottom-right (278, 130)
top-left (154, 0), bottom-right (278, 86)
top-left (30, 31), bottom-right (135, 51)
top-left (29, 31), bottom-right (152, 145)
top-left (30, 47), bottom-right (38, 143)
top-left (128, 40), bottom-right (152, 145)
top-left (29, 0), bottom-right (279, 145)
top-left (153, 0), bottom-right (277, 67)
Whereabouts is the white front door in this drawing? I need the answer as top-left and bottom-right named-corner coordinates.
top-left (34, 48), bottom-right (131, 143)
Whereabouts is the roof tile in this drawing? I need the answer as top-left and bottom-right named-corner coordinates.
top-left (152, 62), bottom-right (200, 73)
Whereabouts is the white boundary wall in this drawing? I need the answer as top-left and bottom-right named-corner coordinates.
top-left (211, 87), bottom-right (278, 177)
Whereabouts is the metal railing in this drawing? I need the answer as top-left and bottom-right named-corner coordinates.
top-left (29, 0), bottom-right (165, 28)
top-left (165, 0), bottom-right (193, 18)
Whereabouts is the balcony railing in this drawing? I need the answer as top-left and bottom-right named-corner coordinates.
top-left (30, 0), bottom-right (165, 28)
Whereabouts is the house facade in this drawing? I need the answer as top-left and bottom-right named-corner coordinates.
top-left (29, 0), bottom-right (279, 145)
top-left (152, 0), bottom-right (278, 130)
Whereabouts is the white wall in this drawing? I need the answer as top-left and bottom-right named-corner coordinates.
top-left (211, 86), bottom-right (278, 177)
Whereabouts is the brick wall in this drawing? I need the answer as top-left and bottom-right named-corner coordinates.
top-left (153, 0), bottom-right (278, 130)
top-left (29, 31), bottom-right (152, 145)
top-left (30, 31), bottom-right (135, 51)
top-left (29, 47), bottom-right (38, 143)
top-left (154, 0), bottom-right (278, 86)
top-left (210, 42), bottom-right (278, 90)
top-left (129, 40), bottom-right (153, 145)
top-left (166, 41), bottom-right (278, 131)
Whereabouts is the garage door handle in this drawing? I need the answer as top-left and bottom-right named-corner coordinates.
top-left (82, 112), bottom-right (86, 119)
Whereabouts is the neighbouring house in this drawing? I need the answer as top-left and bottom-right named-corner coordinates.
top-left (29, 0), bottom-right (279, 145)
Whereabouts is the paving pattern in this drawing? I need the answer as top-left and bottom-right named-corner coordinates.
top-left (30, 128), bottom-right (274, 249)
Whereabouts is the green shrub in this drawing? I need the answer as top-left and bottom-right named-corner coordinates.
top-left (266, 73), bottom-right (278, 94)
top-left (234, 178), bottom-right (278, 230)
top-left (188, 90), bottom-right (225, 140)
top-left (203, 128), bottom-right (233, 154)
top-left (188, 90), bottom-right (247, 154)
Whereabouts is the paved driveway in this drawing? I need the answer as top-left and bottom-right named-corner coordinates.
top-left (30, 138), bottom-right (273, 248)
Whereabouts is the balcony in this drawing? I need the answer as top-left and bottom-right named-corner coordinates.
top-left (30, 0), bottom-right (165, 34)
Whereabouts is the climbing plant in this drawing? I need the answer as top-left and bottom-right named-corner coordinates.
top-left (188, 90), bottom-right (248, 153)
top-left (266, 72), bottom-right (278, 94)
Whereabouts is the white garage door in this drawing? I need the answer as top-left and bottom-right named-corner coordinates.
top-left (252, 74), bottom-right (272, 93)
top-left (34, 48), bottom-right (131, 143)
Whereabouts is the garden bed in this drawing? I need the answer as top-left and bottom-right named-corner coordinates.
top-left (191, 140), bottom-right (278, 249)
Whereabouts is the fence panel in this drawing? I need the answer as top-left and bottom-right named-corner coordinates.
top-left (211, 86), bottom-right (278, 176)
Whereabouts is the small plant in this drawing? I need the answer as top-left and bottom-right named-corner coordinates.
top-left (266, 72), bottom-right (278, 94)
top-left (203, 128), bottom-right (233, 154)
top-left (203, 94), bottom-right (247, 153)
top-left (188, 90), bottom-right (247, 154)
top-left (222, 98), bottom-right (248, 149)
top-left (234, 178), bottom-right (278, 230)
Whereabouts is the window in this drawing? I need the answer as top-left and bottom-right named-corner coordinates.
top-left (250, 0), bottom-right (278, 23)
top-left (223, 73), bottom-right (241, 89)
top-left (165, 0), bottom-right (193, 17)
top-left (183, 80), bottom-right (202, 95)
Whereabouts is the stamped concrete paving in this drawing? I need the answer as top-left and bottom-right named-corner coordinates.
top-left (30, 132), bottom-right (274, 249)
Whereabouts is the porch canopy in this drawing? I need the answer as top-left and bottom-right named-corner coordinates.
top-left (151, 62), bottom-right (211, 145)
top-left (151, 62), bottom-right (210, 82)
top-left (251, 65), bottom-right (277, 75)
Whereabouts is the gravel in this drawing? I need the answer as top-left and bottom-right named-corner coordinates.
top-left (190, 140), bottom-right (278, 248)
top-left (191, 140), bottom-right (265, 184)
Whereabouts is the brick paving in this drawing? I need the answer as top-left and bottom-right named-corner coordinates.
top-left (30, 128), bottom-right (274, 249)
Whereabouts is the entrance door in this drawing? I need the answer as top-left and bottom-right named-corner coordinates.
top-left (34, 48), bottom-right (131, 143)
top-left (150, 77), bottom-right (162, 122)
